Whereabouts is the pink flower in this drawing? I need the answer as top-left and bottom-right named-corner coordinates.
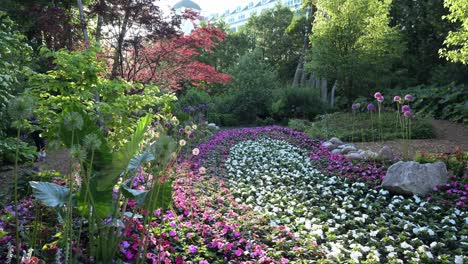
top-left (393, 96), bottom-right (402, 103)
top-left (377, 96), bottom-right (384, 103)
top-left (401, 105), bottom-right (411, 112)
top-left (404, 94), bottom-right (413, 101)
top-left (169, 230), bottom-right (177, 236)
top-left (282, 258), bottom-right (290, 264)
top-left (235, 248), bottom-right (244, 256)
top-left (403, 111), bottom-right (412, 118)
top-left (199, 261), bottom-right (209, 264)
top-left (374, 92), bottom-right (382, 99)
top-left (188, 245), bottom-right (198, 254)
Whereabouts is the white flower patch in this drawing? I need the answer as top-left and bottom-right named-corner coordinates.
top-left (222, 138), bottom-right (467, 263)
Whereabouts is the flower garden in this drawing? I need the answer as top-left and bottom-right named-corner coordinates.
top-left (1, 124), bottom-right (466, 263)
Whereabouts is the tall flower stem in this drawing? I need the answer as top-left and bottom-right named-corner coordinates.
top-left (13, 127), bottom-right (21, 264)
top-left (370, 111), bottom-right (374, 143)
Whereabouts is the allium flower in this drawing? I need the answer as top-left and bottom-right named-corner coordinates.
top-left (374, 92), bottom-right (382, 99)
top-left (83, 133), bottom-right (102, 150)
top-left (403, 111), bottom-right (412, 118)
top-left (402, 105), bottom-right (411, 112)
top-left (179, 140), bottom-right (186, 146)
top-left (377, 96), bottom-right (384, 103)
top-left (367, 103), bottom-right (375, 111)
top-left (404, 94), bottom-right (413, 101)
top-left (192, 148), bottom-right (200, 156)
top-left (351, 103), bottom-right (360, 110)
top-left (63, 112), bottom-right (84, 131)
top-left (393, 96), bottom-right (402, 103)
top-left (188, 245), bottom-right (198, 254)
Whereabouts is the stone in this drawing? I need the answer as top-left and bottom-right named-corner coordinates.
top-left (363, 150), bottom-right (378, 159)
top-left (207, 123), bottom-right (219, 130)
top-left (381, 161), bottom-right (448, 195)
top-left (321, 141), bottom-right (337, 150)
top-left (340, 145), bottom-right (357, 155)
top-left (329, 137), bottom-right (344, 145)
top-left (344, 152), bottom-right (364, 160)
top-left (378, 145), bottom-right (394, 160)
top-left (331, 149), bottom-right (342, 154)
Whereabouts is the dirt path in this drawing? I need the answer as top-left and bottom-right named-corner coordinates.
top-left (356, 120), bottom-right (467, 158)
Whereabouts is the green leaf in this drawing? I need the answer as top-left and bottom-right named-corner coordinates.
top-left (144, 181), bottom-right (173, 210)
top-left (150, 135), bottom-right (177, 167)
top-left (29, 181), bottom-right (70, 208)
top-left (120, 184), bottom-right (148, 206)
top-left (127, 151), bottom-right (155, 171)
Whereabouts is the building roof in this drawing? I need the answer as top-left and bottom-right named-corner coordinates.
top-left (173, 0), bottom-right (201, 11)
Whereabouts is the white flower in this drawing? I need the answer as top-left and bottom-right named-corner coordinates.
top-left (401, 242), bottom-right (413, 250)
top-left (192, 148), bottom-right (200, 156)
top-left (454, 255), bottom-right (464, 264)
top-left (179, 139), bottom-right (186, 146)
top-left (198, 166), bottom-right (206, 175)
top-left (385, 245), bottom-right (395, 252)
top-left (350, 251), bottom-right (362, 262)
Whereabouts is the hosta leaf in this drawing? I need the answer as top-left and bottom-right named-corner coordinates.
top-left (29, 181), bottom-right (70, 208)
top-left (128, 151), bottom-right (155, 171)
top-left (120, 184), bottom-right (148, 206)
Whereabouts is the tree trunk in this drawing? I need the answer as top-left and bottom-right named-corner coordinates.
top-left (77, 0), bottom-right (89, 44)
top-left (292, 54), bottom-right (304, 87)
top-left (308, 73), bottom-right (315, 88)
top-left (330, 80), bottom-right (338, 108)
top-left (320, 78), bottom-right (328, 104)
top-left (95, 0), bottom-right (104, 43)
top-left (111, 9), bottom-right (130, 79)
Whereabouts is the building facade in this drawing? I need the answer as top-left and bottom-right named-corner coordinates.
top-left (211, 0), bottom-right (302, 32)
top-left (173, 0), bottom-right (203, 34)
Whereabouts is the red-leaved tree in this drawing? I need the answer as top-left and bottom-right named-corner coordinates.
top-left (122, 24), bottom-right (231, 90)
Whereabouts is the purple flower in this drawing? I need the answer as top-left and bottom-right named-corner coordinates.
top-left (403, 111), bottom-right (412, 118)
top-left (351, 103), bottom-right (360, 110)
top-left (402, 105), bottom-right (411, 112)
top-left (235, 248), bottom-right (244, 256)
top-left (374, 92), bottom-right (382, 99)
top-left (169, 230), bottom-right (177, 236)
top-left (377, 96), bottom-right (384, 103)
top-left (367, 103), bottom-right (375, 111)
top-left (199, 261), bottom-right (209, 264)
top-left (404, 94), bottom-right (413, 101)
top-left (188, 245), bottom-right (198, 254)
top-left (393, 96), bottom-right (402, 103)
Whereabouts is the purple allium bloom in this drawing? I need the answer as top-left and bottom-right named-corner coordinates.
top-left (188, 245), bottom-right (198, 254)
top-left (351, 103), bottom-right (360, 110)
top-left (402, 105), bottom-right (411, 112)
top-left (393, 96), bottom-right (402, 103)
top-left (367, 103), bottom-right (375, 111)
top-left (404, 94), bottom-right (413, 101)
top-left (374, 92), bottom-right (382, 99)
top-left (377, 96), bottom-right (384, 103)
top-left (403, 111), bottom-right (412, 118)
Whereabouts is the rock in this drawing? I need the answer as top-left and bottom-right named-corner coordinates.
top-left (363, 150), bottom-right (378, 159)
top-left (381, 161), bottom-right (448, 195)
top-left (207, 123), bottom-right (219, 130)
top-left (378, 145), bottom-right (394, 160)
top-left (321, 141), bottom-right (337, 150)
top-left (345, 152), bottom-right (364, 160)
top-left (329, 137), bottom-right (344, 145)
top-left (331, 149), bottom-right (342, 154)
top-left (340, 145), bottom-right (357, 155)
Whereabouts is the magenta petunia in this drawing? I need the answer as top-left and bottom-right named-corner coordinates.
top-left (188, 245), bottom-right (198, 254)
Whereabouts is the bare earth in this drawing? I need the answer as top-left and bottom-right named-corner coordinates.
top-left (355, 120), bottom-right (468, 159)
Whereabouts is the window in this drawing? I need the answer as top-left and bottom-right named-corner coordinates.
top-left (231, 27), bottom-right (237, 32)
top-left (228, 18), bottom-right (235, 23)
top-left (239, 14), bottom-right (245, 20)
top-left (249, 2), bottom-right (253, 8)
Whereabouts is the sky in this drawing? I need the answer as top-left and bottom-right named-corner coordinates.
top-left (160, 0), bottom-right (251, 15)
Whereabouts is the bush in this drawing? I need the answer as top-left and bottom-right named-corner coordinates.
top-left (415, 148), bottom-right (467, 179)
top-left (300, 112), bottom-right (435, 141)
top-left (0, 137), bottom-right (38, 165)
top-left (271, 87), bottom-right (325, 121)
top-left (176, 88), bottom-right (211, 123)
top-left (288, 119), bottom-right (312, 132)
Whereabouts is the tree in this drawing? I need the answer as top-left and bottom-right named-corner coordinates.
top-left (90, 0), bottom-right (189, 79)
top-left (439, 0), bottom-right (468, 64)
top-left (307, 0), bottom-right (404, 103)
top-left (122, 25), bottom-right (231, 91)
top-left (243, 4), bottom-right (303, 82)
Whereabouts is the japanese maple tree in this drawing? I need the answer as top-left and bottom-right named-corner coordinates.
top-left (122, 23), bottom-right (231, 91)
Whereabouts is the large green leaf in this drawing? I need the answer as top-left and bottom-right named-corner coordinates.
top-left (97, 115), bottom-right (152, 191)
top-left (29, 181), bottom-right (70, 208)
top-left (120, 184), bottom-right (148, 206)
top-left (144, 181), bottom-right (173, 210)
top-left (127, 151), bottom-right (155, 171)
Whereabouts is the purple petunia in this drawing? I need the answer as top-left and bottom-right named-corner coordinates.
top-left (188, 245), bottom-right (198, 254)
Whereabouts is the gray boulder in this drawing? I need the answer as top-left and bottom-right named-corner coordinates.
top-left (331, 149), bottom-right (342, 154)
top-left (329, 137), bottom-right (344, 145)
top-left (321, 141), bottom-right (337, 150)
top-left (345, 152), bottom-right (364, 160)
top-left (341, 145), bottom-right (358, 155)
top-left (381, 161), bottom-right (448, 195)
top-left (378, 145), bottom-right (394, 160)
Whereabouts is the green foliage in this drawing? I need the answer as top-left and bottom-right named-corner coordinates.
top-left (386, 84), bottom-right (468, 123)
top-left (0, 12), bottom-right (33, 134)
top-left (0, 137), bottom-right (38, 165)
top-left (213, 50), bottom-right (279, 125)
top-left (440, 0), bottom-right (468, 64)
top-left (301, 112), bottom-right (435, 141)
top-left (243, 4), bottom-right (302, 81)
top-left (271, 87), bottom-right (325, 121)
top-left (29, 45), bottom-right (177, 150)
top-left (308, 0), bottom-right (404, 99)
top-left (29, 181), bottom-right (70, 208)
top-left (415, 148), bottom-right (467, 178)
top-left (288, 119), bottom-right (312, 132)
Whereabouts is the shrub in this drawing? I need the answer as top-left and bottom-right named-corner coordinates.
top-left (0, 137), bottom-right (37, 165)
top-left (301, 112), bottom-right (435, 141)
top-left (271, 87), bottom-right (325, 121)
top-left (288, 119), bottom-right (312, 132)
